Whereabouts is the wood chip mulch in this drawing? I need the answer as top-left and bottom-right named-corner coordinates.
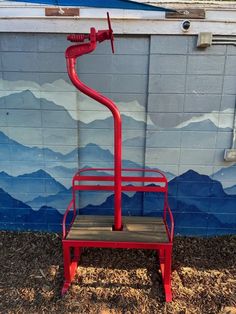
top-left (0, 231), bottom-right (235, 314)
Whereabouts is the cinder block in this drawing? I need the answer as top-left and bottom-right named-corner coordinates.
top-left (225, 56), bottom-right (236, 75)
top-left (227, 45), bottom-right (236, 55)
top-left (80, 73), bottom-right (112, 93)
top-left (7, 109), bottom-right (42, 127)
top-left (186, 75), bottom-right (223, 94)
top-left (148, 112), bottom-right (183, 129)
top-left (114, 36), bottom-right (149, 55)
top-left (146, 130), bottom-right (181, 148)
top-left (122, 147), bottom-right (144, 165)
top-left (0, 127), bottom-right (9, 141)
top-left (3, 71), bottom-right (40, 85)
top-left (42, 110), bottom-right (77, 129)
top-left (78, 55), bottom-right (113, 74)
top-left (37, 53), bottom-right (66, 73)
top-left (187, 55), bottom-right (225, 75)
top-left (181, 131), bottom-right (216, 148)
top-left (78, 128), bottom-right (113, 146)
top-left (2, 90), bottom-right (41, 110)
top-left (184, 94), bottom-right (221, 112)
top-left (111, 74), bottom-right (147, 93)
top-left (179, 165), bottom-right (214, 176)
top-left (221, 95), bottom-right (236, 111)
top-left (43, 128), bottom-right (78, 146)
top-left (38, 73), bottom-right (72, 86)
top-left (150, 55), bottom-right (187, 74)
top-left (112, 55), bottom-right (148, 74)
top-left (2, 52), bottom-right (38, 72)
top-left (0, 143), bottom-right (10, 160)
top-left (7, 127), bottom-right (43, 146)
top-left (148, 94), bottom-right (184, 113)
top-left (40, 92), bottom-right (77, 111)
top-left (37, 34), bottom-right (67, 52)
top-left (145, 147), bottom-right (180, 165)
top-left (180, 113), bottom-right (218, 131)
top-left (218, 112), bottom-right (234, 130)
top-left (179, 148), bottom-right (215, 165)
top-left (149, 74), bottom-right (185, 94)
top-left (216, 132), bottom-right (232, 149)
top-left (9, 144), bottom-right (44, 162)
top-left (223, 76), bottom-right (236, 95)
top-left (0, 33), bottom-right (37, 52)
top-left (212, 148), bottom-right (226, 166)
top-left (110, 93), bottom-right (146, 108)
top-left (188, 36), bottom-right (226, 55)
top-left (151, 35), bottom-right (188, 54)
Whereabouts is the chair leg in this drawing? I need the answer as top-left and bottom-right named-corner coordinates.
top-left (74, 247), bottom-right (81, 261)
top-left (158, 249), bottom-right (165, 264)
top-left (61, 243), bottom-right (71, 296)
top-left (159, 247), bottom-right (173, 302)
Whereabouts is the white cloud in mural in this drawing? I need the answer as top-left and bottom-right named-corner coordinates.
top-left (175, 109), bottom-right (234, 130)
top-left (0, 79), bottom-right (153, 126)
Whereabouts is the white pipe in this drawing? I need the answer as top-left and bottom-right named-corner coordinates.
top-left (213, 36), bottom-right (236, 41)
top-left (212, 41), bottom-right (236, 45)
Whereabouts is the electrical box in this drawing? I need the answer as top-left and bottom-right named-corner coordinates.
top-left (224, 149), bottom-right (236, 162)
top-left (197, 32), bottom-right (212, 48)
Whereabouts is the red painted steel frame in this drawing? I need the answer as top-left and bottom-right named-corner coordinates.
top-left (62, 14), bottom-right (175, 302)
top-left (62, 168), bottom-right (174, 242)
top-left (62, 168), bottom-right (174, 302)
top-left (66, 28), bottom-right (122, 231)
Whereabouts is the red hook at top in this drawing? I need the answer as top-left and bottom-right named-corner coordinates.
top-left (66, 12), bottom-right (114, 59)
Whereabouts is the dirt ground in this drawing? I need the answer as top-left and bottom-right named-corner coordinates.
top-left (0, 231), bottom-right (235, 314)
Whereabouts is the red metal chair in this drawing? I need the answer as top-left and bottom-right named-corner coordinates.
top-left (62, 13), bottom-right (174, 302)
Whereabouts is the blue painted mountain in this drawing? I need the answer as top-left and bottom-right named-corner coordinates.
top-left (211, 164), bottom-right (236, 183)
top-left (0, 130), bottom-right (77, 163)
top-left (0, 187), bottom-right (67, 232)
top-left (179, 120), bottom-right (219, 131)
top-left (27, 188), bottom-right (72, 211)
top-left (80, 191), bottom-right (144, 216)
top-left (225, 185), bottom-right (236, 195)
top-left (0, 169), bottom-right (235, 235)
top-left (0, 187), bottom-right (32, 222)
top-left (0, 130), bottom-right (145, 166)
top-left (78, 170), bottom-right (236, 235)
top-left (0, 169), bottom-right (66, 203)
top-left (79, 115), bottom-right (146, 130)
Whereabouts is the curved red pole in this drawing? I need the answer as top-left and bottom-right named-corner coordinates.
top-left (65, 37), bottom-right (122, 231)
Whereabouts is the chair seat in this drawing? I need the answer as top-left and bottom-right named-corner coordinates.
top-left (66, 215), bottom-right (169, 243)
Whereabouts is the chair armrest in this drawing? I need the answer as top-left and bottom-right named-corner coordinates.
top-left (164, 204), bottom-right (174, 242)
top-left (62, 200), bottom-right (75, 239)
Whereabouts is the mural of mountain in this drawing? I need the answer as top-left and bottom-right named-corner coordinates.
top-left (0, 187), bottom-right (32, 223)
top-left (27, 188), bottom-right (72, 211)
top-left (0, 131), bottom-right (78, 163)
top-left (179, 120), bottom-right (219, 131)
top-left (0, 80), bottom-right (152, 125)
top-left (0, 169), bottom-right (235, 235)
top-left (0, 187), bottom-right (66, 232)
top-left (212, 164), bottom-right (236, 185)
top-left (80, 192), bottom-right (144, 216)
top-left (78, 170), bottom-right (236, 235)
top-left (0, 90), bottom-right (147, 148)
top-left (175, 109), bottom-right (233, 131)
top-left (79, 115), bottom-right (146, 130)
top-left (225, 185), bottom-right (236, 195)
top-left (0, 169), bottom-right (66, 203)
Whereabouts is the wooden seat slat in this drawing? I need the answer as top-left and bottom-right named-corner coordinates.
top-left (66, 215), bottom-right (168, 243)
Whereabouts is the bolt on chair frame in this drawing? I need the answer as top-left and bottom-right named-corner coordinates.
top-left (62, 14), bottom-right (174, 302)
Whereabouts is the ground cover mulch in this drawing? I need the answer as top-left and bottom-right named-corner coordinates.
top-left (0, 231), bottom-right (235, 314)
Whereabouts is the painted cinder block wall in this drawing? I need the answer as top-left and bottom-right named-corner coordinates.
top-left (0, 33), bottom-right (235, 235)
